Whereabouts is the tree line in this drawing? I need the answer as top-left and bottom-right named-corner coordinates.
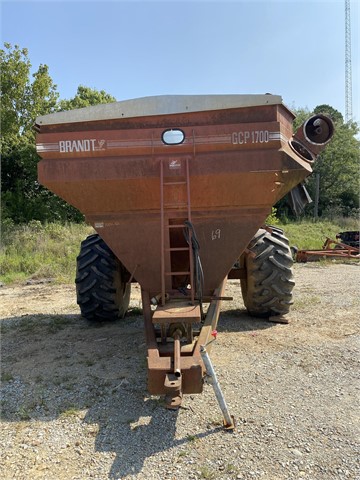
top-left (1, 43), bottom-right (359, 225)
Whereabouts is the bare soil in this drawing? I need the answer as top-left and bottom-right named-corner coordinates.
top-left (0, 263), bottom-right (359, 480)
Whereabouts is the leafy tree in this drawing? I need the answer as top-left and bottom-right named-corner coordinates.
top-left (1, 44), bottom-right (59, 146)
top-left (1, 44), bottom-right (116, 224)
top-left (59, 85), bottom-right (116, 111)
top-left (308, 118), bottom-right (359, 217)
top-left (1, 43), bottom-right (63, 223)
top-left (313, 104), bottom-right (344, 124)
top-left (292, 106), bottom-right (312, 132)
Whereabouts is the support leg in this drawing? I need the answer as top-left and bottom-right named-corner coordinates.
top-left (200, 345), bottom-right (235, 430)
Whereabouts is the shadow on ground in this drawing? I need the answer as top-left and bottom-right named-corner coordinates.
top-left (218, 308), bottom-right (275, 333)
top-left (1, 311), bottom-right (232, 478)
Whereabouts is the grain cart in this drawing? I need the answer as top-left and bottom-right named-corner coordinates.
top-left (35, 94), bottom-right (334, 416)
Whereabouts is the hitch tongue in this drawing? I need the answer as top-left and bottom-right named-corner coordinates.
top-left (164, 373), bottom-right (182, 409)
top-left (164, 328), bottom-right (184, 409)
top-left (200, 345), bottom-right (235, 430)
top-left (173, 329), bottom-right (182, 378)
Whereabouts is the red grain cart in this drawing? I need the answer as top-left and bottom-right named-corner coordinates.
top-left (36, 94), bottom-right (334, 412)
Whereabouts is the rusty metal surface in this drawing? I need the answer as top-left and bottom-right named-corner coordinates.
top-left (36, 96), bottom-right (335, 403)
top-left (295, 237), bottom-right (360, 262)
top-left (292, 114), bottom-right (334, 158)
top-left (36, 103), bottom-right (320, 297)
top-left (152, 302), bottom-right (201, 324)
top-left (164, 373), bottom-right (182, 409)
top-left (143, 281), bottom-right (226, 398)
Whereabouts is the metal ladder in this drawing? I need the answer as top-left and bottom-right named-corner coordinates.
top-left (160, 157), bottom-right (195, 306)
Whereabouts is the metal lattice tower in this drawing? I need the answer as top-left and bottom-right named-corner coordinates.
top-left (345, 0), bottom-right (353, 122)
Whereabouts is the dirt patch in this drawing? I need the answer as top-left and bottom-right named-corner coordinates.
top-left (1, 263), bottom-right (359, 480)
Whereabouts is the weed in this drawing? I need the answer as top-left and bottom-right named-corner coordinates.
top-left (60, 407), bottom-right (79, 418)
top-left (85, 359), bottom-right (95, 367)
top-left (199, 466), bottom-right (216, 479)
top-left (0, 323), bottom-right (12, 334)
top-left (1, 372), bottom-right (14, 382)
top-left (36, 394), bottom-right (47, 408)
top-left (225, 463), bottom-right (238, 473)
top-left (18, 318), bottom-right (38, 333)
top-left (186, 434), bottom-right (198, 443)
top-left (63, 383), bottom-right (75, 391)
top-left (351, 297), bottom-right (360, 307)
top-left (299, 359), bottom-right (317, 373)
top-left (53, 377), bottom-right (62, 386)
top-left (293, 295), bottom-right (321, 311)
top-left (47, 316), bottom-right (74, 333)
top-left (266, 207), bottom-right (280, 226)
top-left (53, 374), bottom-right (73, 386)
top-left (17, 406), bottom-right (31, 421)
top-left (1, 399), bottom-right (7, 413)
top-left (207, 417), bottom-right (223, 427)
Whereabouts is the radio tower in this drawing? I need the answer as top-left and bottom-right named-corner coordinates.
top-left (345, 0), bottom-right (353, 122)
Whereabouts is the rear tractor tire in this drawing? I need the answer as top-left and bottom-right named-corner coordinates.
top-left (240, 227), bottom-right (294, 318)
top-left (75, 234), bottom-right (131, 321)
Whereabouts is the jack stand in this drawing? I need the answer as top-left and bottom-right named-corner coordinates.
top-left (200, 345), bottom-right (235, 430)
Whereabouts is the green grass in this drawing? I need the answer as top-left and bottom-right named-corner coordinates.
top-left (199, 466), bottom-right (217, 479)
top-left (1, 372), bottom-right (14, 382)
top-left (278, 218), bottom-right (359, 250)
top-left (16, 405), bottom-right (32, 421)
top-left (0, 218), bottom-right (358, 285)
top-left (46, 315), bottom-right (76, 333)
top-left (59, 406), bottom-right (80, 418)
top-left (0, 221), bottom-right (93, 284)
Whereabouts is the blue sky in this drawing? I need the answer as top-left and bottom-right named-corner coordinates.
top-left (1, 0), bottom-right (359, 121)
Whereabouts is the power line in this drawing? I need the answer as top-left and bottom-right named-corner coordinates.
top-left (345, 0), bottom-right (353, 122)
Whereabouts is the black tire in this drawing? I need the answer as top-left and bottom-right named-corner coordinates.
top-left (75, 234), bottom-right (131, 321)
top-left (240, 227), bottom-right (294, 317)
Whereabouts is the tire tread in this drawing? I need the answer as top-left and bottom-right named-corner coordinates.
top-left (241, 228), bottom-right (294, 317)
top-left (75, 234), bottom-right (131, 321)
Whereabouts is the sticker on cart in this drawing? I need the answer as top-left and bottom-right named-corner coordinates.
top-left (169, 159), bottom-right (181, 169)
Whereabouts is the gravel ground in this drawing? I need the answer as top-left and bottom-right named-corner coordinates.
top-left (0, 262), bottom-right (359, 480)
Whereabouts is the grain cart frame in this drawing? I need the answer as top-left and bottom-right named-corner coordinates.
top-left (35, 94), bottom-right (334, 409)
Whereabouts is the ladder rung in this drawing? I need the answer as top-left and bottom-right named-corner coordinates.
top-left (164, 203), bottom-right (188, 208)
top-left (165, 271), bottom-right (190, 276)
top-left (163, 181), bottom-right (187, 185)
top-left (167, 224), bottom-right (185, 229)
top-left (165, 247), bottom-right (190, 252)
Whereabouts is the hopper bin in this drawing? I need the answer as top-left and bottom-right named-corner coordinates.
top-left (36, 94), bottom-right (334, 410)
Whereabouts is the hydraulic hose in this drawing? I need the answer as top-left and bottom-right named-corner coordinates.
top-left (183, 220), bottom-right (205, 320)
